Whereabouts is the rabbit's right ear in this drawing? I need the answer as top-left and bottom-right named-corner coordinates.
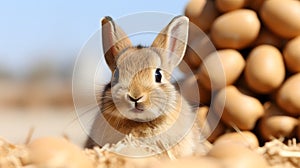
top-left (102, 16), bottom-right (132, 71)
top-left (151, 16), bottom-right (189, 71)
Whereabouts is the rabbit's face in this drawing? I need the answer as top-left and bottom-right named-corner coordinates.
top-left (101, 15), bottom-right (189, 122)
top-left (110, 47), bottom-right (176, 121)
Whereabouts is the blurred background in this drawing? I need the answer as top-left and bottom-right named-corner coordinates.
top-left (0, 0), bottom-right (189, 145)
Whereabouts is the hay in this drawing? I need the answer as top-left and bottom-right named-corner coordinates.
top-left (1, 137), bottom-right (300, 168)
top-left (258, 139), bottom-right (300, 168)
top-left (0, 138), bottom-right (29, 168)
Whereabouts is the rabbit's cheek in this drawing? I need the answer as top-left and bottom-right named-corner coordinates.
top-left (141, 98), bottom-right (151, 108)
top-left (119, 98), bottom-right (135, 110)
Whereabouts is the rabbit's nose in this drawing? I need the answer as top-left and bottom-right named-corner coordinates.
top-left (127, 94), bottom-right (143, 103)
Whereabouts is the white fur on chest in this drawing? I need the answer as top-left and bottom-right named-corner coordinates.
top-left (89, 100), bottom-right (197, 155)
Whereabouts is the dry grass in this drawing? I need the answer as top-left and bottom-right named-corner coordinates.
top-left (1, 136), bottom-right (300, 168)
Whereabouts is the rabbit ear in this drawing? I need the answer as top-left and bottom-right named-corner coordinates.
top-left (151, 16), bottom-right (189, 70)
top-left (102, 16), bottom-right (132, 71)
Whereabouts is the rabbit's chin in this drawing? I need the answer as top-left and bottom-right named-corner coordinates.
top-left (120, 108), bottom-right (162, 122)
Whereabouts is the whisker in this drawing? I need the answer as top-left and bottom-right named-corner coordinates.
top-left (101, 105), bottom-right (116, 113)
top-left (97, 95), bottom-right (113, 99)
top-left (64, 105), bottom-right (100, 133)
top-left (77, 105), bottom-right (100, 119)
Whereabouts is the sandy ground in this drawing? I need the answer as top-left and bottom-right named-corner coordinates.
top-left (0, 108), bottom-right (88, 147)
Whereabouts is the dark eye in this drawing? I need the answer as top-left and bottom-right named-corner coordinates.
top-left (155, 68), bottom-right (162, 83)
top-left (113, 67), bottom-right (119, 82)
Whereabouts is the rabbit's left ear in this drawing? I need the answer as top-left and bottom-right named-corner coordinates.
top-left (151, 16), bottom-right (189, 70)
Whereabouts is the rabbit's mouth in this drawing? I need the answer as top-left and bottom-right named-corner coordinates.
top-left (119, 106), bottom-right (161, 122)
top-left (131, 107), bottom-right (144, 113)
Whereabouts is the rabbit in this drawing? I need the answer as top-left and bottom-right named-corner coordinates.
top-left (85, 15), bottom-right (204, 157)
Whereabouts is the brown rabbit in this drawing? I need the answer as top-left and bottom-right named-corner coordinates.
top-left (85, 16), bottom-right (202, 157)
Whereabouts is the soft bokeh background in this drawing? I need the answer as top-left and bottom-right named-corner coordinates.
top-left (0, 0), bottom-right (189, 146)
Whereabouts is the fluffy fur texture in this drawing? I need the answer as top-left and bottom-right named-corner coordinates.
top-left (86, 16), bottom-right (201, 157)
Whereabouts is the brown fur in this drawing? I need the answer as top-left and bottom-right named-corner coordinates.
top-left (85, 16), bottom-right (202, 157)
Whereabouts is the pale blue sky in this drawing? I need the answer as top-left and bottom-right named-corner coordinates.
top-left (0, 0), bottom-right (189, 74)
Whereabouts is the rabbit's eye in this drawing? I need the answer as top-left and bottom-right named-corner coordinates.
top-left (113, 68), bottom-right (119, 82)
top-left (155, 68), bottom-right (162, 83)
